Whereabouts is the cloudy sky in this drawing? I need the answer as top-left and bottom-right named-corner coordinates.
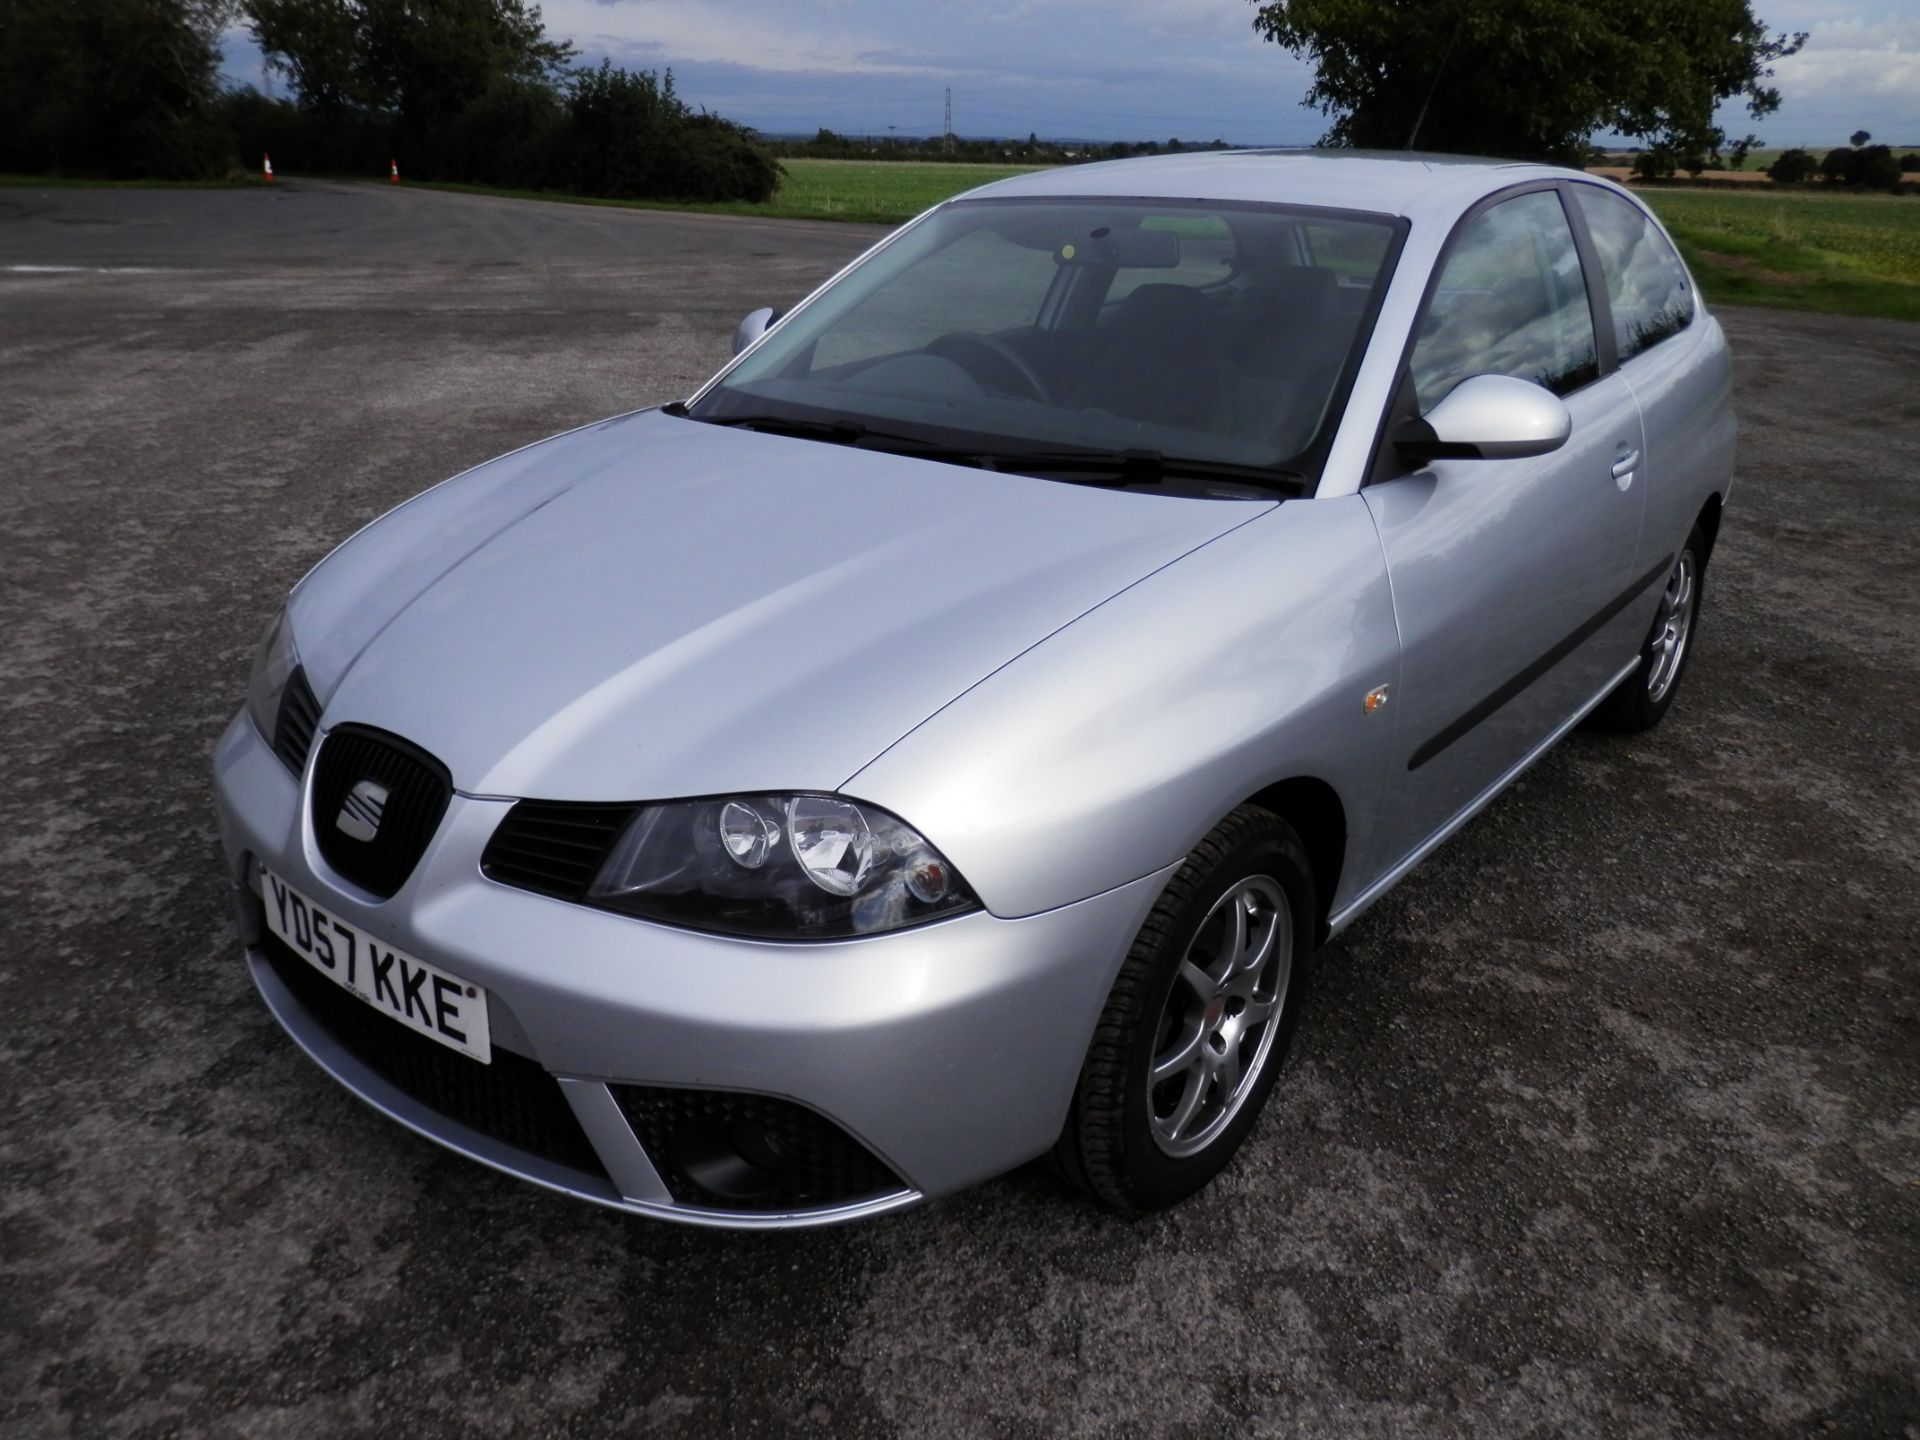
top-left (224, 1), bottom-right (1919, 147)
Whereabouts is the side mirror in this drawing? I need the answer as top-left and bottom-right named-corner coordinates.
top-left (731, 306), bottom-right (781, 357)
top-left (1393, 374), bottom-right (1572, 462)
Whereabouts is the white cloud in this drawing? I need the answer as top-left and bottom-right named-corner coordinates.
top-left (1730, 4), bottom-right (1920, 139)
top-left (543, 0), bottom-right (944, 77)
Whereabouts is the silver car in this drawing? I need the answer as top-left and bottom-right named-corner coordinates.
top-left (214, 152), bottom-right (1733, 1228)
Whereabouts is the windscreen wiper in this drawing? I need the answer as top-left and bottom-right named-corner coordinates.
top-left (679, 413), bottom-right (1302, 494)
top-left (682, 412), bottom-right (946, 453)
top-left (968, 448), bottom-right (1305, 493)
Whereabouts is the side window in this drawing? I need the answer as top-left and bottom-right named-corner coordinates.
top-left (1301, 220), bottom-right (1391, 281)
top-left (812, 228), bottom-right (1057, 370)
top-left (1410, 190), bottom-right (1598, 412)
top-left (1572, 186), bottom-right (1694, 361)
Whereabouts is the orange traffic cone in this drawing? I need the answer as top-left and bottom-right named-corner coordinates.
top-left (390, 158), bottom-right (400, 184)
top-left (263, 152), bottom-right (274, 183)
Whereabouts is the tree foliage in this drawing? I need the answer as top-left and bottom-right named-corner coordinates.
top-left (563, 64), bottom-right (780, 202)
top-left (0, 0), bottom-right (235, 177)
top-left (1248, 0), bottom-right (1806, 165)
top-left (1819, 144), bottom-right (1902, 190)
top-left (0, 0), bottom-right (780, 197)
top-left (771, 128), bottom-right (1229, 166)
top-left (239, 0), bottom-right (779, 201)
top-left (1766, 147), bottom-right (1816, 184)
top-left (245, 0), bottom-right (573, 124)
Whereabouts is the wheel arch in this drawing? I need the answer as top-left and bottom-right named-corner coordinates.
top-left (1241, 776), bottom-right (1347, 944)
top-left (1695, 491), bottom-right (1725, 564)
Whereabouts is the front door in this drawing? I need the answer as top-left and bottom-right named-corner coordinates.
top-left (1363, 187), bottom-right (1650, 874)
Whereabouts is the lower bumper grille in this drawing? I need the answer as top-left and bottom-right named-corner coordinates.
top-left (261, 934), bottom-right (606, 1181)
top-left (612, 1084), bottom-right (903, 1211)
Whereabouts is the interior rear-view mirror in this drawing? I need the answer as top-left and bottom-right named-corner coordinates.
top-left (1053, 227), bottom-right (1180, 269)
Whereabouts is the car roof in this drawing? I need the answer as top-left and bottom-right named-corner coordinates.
top-left (956, 149), bottom-right (1583, 223)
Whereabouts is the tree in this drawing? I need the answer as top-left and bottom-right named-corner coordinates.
top-left (1853, 145), bottom-right (1902, 188)
top-left (246, 0), bottom-right (574, 129)
top-left (244, 0), bottom-right (577, 174)
top-left (563, 63), bottom-right (778, 203)
top-left (1247, 0), bottom-right (1806, 165)
top-left (241, 0), bottom-right (775, 199)
top-left (242, 0), bottom-right (365, 119)
top-left (1629, 144), bottom-right (1707, 182)
top-left (1766, 147), bottom-right (1816, 184)
top-left (1849, 129), bottom-right (1870, 148)
top-left (1820, 143), bottom-right (1902, 189)
top-left (0, 0), bottom-right (236, 178)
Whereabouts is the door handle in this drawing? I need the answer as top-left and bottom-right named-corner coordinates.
top-left (1611, 448), bottom-right (1641, 479)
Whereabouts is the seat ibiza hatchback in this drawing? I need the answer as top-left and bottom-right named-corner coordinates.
top-left (215, 151), bottom-right (1733, 1228)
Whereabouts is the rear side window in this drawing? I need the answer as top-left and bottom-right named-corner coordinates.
top-left (1572, 187), bottom-right (1694, 361)
top-left (1410, 190), bottom-right (1598, 412)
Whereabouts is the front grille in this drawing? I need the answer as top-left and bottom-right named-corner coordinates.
top-left (272, 667), bottom-right (322, 773)
top-left (311, 726), bottom-right (452, 898)
top-left (261, 933), bottom-right (605, 1179)
top-left (482, 800), bottom-right (634, 901)
top-left (613, 1084), bottom-right (903, 1211)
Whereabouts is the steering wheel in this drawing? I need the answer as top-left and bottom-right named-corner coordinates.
top-left (925, 332), bottom-right (1052, 402)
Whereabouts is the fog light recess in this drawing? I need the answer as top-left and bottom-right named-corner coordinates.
top-left (612, 1085), bottom-right (903, 1212)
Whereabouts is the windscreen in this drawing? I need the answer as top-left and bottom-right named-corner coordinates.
top-left (692, 198), bottom-right (1401, 480)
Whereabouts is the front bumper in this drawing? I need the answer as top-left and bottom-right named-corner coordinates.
top-left (213, 711), bottom-right (1173, 1228)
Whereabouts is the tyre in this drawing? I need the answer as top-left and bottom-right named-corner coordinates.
top-left (1053, 805), bottom-right (1314, 1211)
top-left (1589, 524), bottom-right (1707, 734)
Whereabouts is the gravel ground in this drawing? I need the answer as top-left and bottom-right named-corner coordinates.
top-left (2, 180), bottom-right (1916, 1439)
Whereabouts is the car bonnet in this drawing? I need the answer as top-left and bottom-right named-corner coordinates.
top-left (294, 409), bottom-right (1273, 801)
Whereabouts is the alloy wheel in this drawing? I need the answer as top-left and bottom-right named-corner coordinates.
top-left (1147, 876), bottom-right (1292, 1159)
top-left (1647, 548), bottom-right (1698, 703)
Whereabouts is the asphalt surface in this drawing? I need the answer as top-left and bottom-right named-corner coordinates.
top-left (2, 179), bottom-right (1916, 1439)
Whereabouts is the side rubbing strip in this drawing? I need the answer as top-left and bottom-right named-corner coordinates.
top-left (1408, 554), bottom-right (1673, 772)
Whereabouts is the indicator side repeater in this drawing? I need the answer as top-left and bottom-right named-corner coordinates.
top-left (1364, 685), bottom-right (1390, 715)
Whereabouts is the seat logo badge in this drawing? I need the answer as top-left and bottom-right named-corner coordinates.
top-left (1364, 685), bottom-right (1390, 715)
top-left (337, 779), bottom-right (389, 842)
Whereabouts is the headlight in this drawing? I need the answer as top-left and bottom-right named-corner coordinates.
top-left (587, 793), bottom-right (978, 939)
top-left (245, 606), bottom-right (298, 742)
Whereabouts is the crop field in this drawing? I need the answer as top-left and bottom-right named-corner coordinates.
top-left (1604, 146), bottom-right (1920, 169)
top-left (1639, 187), bottom-right (1920, 320)
top-left (394, 157), bottom-right (1044, 226)
top-left (769, 157), bottom-right (1046, 220)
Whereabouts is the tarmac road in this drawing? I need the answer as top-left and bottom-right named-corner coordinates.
top-left (2, 179), bottom-right (1916, 1438)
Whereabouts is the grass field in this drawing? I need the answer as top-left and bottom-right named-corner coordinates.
top-left (1638, 188), bottom-right (1920, 321)
top-left (760, 158), bottom-right (1046, 220)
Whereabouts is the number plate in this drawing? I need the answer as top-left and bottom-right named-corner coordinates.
top-left (260, 865), bottom-right (492, 1064)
